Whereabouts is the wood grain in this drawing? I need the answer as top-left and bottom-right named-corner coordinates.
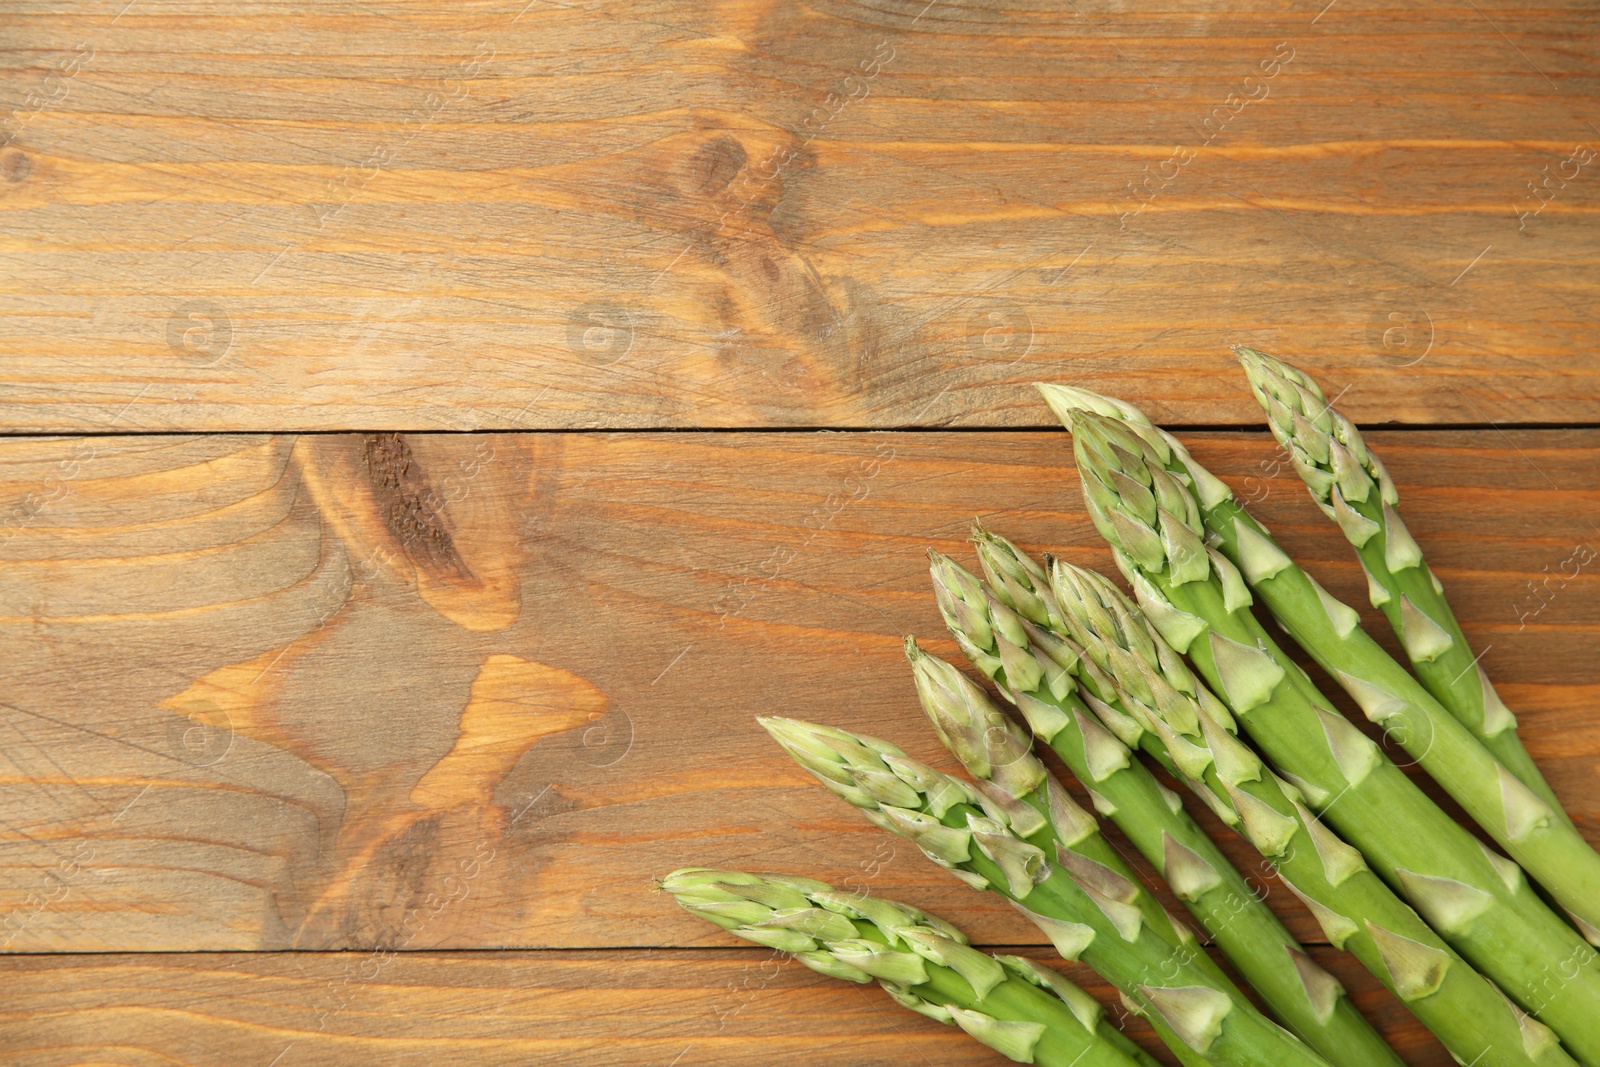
top-left (1, 2), bottom-right (1597, 430)
top-left (0, 428), bottom-right (1595, 959)
top-left (0, 944), bottom-right (1455, 1066)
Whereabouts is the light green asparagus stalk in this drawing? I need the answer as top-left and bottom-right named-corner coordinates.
top-left (1233, 347), bottom-right (1565, 820)
top-left (1042, 386), bottom-right (1600, 947)
top-left (1048, 559), bottom-right (1578, 1067)
top-left (662, 868), bottom-right (1162, 1067)
top-left (1045, 405), bottom-right (1600, 1063)
top-left (760, 716), bottom-right (1334, 1067)
top-left (922, 550), bottom-right (1403, 1067)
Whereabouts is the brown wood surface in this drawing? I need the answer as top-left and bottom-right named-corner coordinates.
top-left (2, 2), bottom-right (1599, 430)
top-left (0, 944), bottom-right (1455, 1067)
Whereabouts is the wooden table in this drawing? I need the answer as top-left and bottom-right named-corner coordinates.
top-left (1, 3), bottom-right (1596, 1064)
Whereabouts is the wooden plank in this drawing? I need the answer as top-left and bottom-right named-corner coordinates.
top-left (0, 944), bottom-right (1453, 1066)
top-left (0, 428), bottom-right (1596, 957)
top-left (1, 3), bottom-right (1596, 430)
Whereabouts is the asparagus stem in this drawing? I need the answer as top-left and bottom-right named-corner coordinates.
top-left (1233, 346), bottom-right (1567, 822)
top-left (662, 868), bottom-right (1162, 1066)
top-left (1045, 556), bottom-right (1579, 1067)
top-left (1043, 402), bottom-right (1600, 1064)
top-left (761, 716), bottom-right (1334, 1067)
top-left (925, 544), bottom-right (1402, 1067)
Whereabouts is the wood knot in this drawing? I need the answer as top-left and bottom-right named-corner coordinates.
top-left (1, 149), bottom-right (31, 183)
top-left (362, 432), bottom-right (469, 579)
top-left (685, 135), bottom-right (747, 197)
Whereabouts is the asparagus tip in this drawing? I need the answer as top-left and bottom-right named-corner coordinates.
top-left (1034, 382), bottom-right (1154, 431)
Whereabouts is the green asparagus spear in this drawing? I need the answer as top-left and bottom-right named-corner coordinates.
top-left (1043, 385), bottom-right (1600, 945)
top-left (919, 554), bottom-right (1402, 1067)
top-left (1044, 405), bottom-right (1600, 1063)
top-left (761, 716), bottom-right (1334, 1067)
top-left (662, 868), bottom-right (1163, 1066)
top-left (1046, 558), bottom-right (1578, 1067)
top-left (1233, 347), bottom-right (1564, 821)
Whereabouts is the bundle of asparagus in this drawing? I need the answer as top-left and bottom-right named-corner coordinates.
top-left (663, 350), bottom-right (1599, 1067)
top-left (904, 628), bottom-right (1400, 1067)
top-left (759, 715), bottom-right (1330, 1066)
top-left (936, 528), bottom-right (1572, 1065)
top-left (929, 537), bottom-right (1572, 1066)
